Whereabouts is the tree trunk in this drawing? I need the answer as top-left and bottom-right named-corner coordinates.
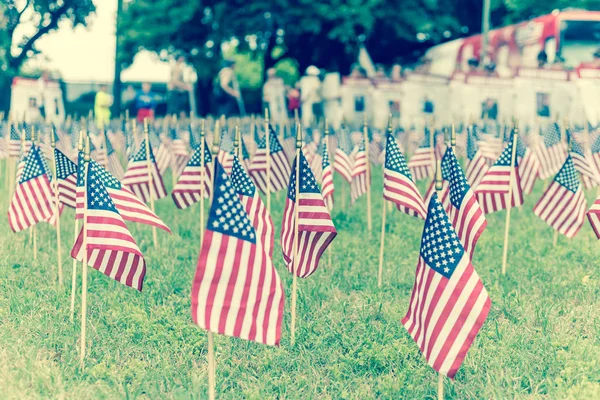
top-left (0, 73), bottom-right (14, 116)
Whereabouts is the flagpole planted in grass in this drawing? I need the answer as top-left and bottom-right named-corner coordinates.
top-left (501, 125), bottom-right (519, 275)
top-left (32, 126), bottom-right (38, 264)
top-left (265, 108), bottom-right (272, 214)
top-left (363, 114), bottom-right (372, 233)
top-left (200, 119), bottom-right (206, 245)
top-left (290, 122), bottom-right (302, 346)
top-left (50, 129), bottom-right (63, 286)
top-left (80, 135), bottom-right (90, 366)
top-left (71, 130), bottom-right (84, 321)
top-left (143, 119), bottom-right (158, 249)
top-left (378, 116), bottom-right (393, 288)
top-left (434, 157), bottom-right (444, 400)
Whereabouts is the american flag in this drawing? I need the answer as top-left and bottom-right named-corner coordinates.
top-left (91, 133), bottom-right (108, 168)
top-left (122, 139), bottom-right (168, 203)
top-left (587, 194), bottom-right (600, 239)
top-left (465, 126), bottom-right (488, 188)
top-left (240, 136), bottom-right (252, 171)
top-left (368, 130), bottom-right (384, 165)
top-left (438, 148), bottom-right (487, 256)
top-left (217, 129), bottom-right (234, 175)
top-left (70, 161), bottom-right (147, 291)
top-left (383, 129), bottom-right (426, 219)
top-left (408, 128), bottom-right (434, 181)
top-left (75, 159), bottom-right (171, 232)
top-left (231, 155), bottom-right (274, 258)
top-left (191, 160), bottom-right (284, 346)
top-left (534, 122), bottom-right (567, 180)
top-left (281, 150), bottom-right (337, 278)
top-left (321, 141), bottom-right (334, 211)
top-left (533, 156), bottom-right (587, 238)
top-left (402, 193), bottom-right (491, 379)
top-left (477, 133), bottom-right (503, 164)
top-left (570, 139), bottom-right (599, 189)
top-left (169, 126), bottom-right (189, 177)
top-left (8, 123), bottom-right (22, 158)
top-left (350, 139), bottom-right (369, 203)
top-left (155, 136), bottom-right (171, 175)
top-left (172, 140), bottom-right (212, 209)
top-left (475, 136), bottom-right (524, 214)
top-left (334, 125), bottom-right (354, 183)
top-left (249, 126), bottom-right (291, 194)
top-left (7, 145), bottom-right (54, 232)
top-left (54, 147), bottom-right (78, 208)
top-left (516, 135), bottom-right (540, 195)
top-left (105, 131), bottom-right (125, 180)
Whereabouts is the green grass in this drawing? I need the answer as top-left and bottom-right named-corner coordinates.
top-left (0, 163), bottom-right (599, 399)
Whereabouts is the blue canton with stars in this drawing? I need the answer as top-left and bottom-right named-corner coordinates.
top-left (337, 126), bottom-right (353, 155)
top-left (384, 131), bottom-right (413, 180)
top-left (570, 139), bottom-right (585, 157)
top-left (220, 130), bottom-right (234, 153)
top-left (230, 155), bottom-right (256, 197)
top-left (441, 148), bottom-right (471, 209)
top-left (467, 128), bottom-right (479, 160)
top-left (544, 123), bottom-right (561, 147)
top-left (418, 127), bottom-right (432, 149)
top-left (241, 138), bottom-right (250, 160)
top-left (591, 133), bottom-right (600, 154)
top-left (516, 135), bottom-right (527, 158)
top-left (420, 193), bottom-right (465, 279)
top-left (132, 140), bottom-right (156, 162)
top-left (208, 160), bottom-right (256, 243)
top-left (104, 131), bottom-right (115, 156)
top-left (89, 159), bottom-right (122, 190)
top-left (554, 156), bottom-right (580, 193)
top-left (19, 146), bottom-right (47, 184)
top-left (189, 125), bottom-right (200, 149)
top-left (321, 142), bottom-right (331, 168)
top-left (187, 140), bottom-right (213, 167)
top-left (268, 126), bottom-right (284, 153)
top-left (54, 148), bottom-right (77, 180)
top-left (288, 151), bottom-right (320, 201)
top-left (77, 152), bottom-right (86, 187)
top-left (86, 161), bottom-right (119, 212)
top-left (494, 137), bottom-right (519, 167)
top-left (10, 124), bottom-right (20, 140)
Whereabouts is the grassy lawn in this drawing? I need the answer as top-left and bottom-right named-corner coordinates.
top-left (0, 163), bottom-right (599, 399)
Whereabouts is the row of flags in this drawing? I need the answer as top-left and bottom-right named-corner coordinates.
top-left (3, 113), bottom-right (600, 384)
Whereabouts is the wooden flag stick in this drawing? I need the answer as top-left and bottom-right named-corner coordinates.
top-left (378, 115), bottom-right (393, 288)
top-left (200, 120), bottom-right (206, 245)
top-left (80, 134), bottom-right (90, 366)
top-left (434, 158), bottom-right (444, 400)
top-left (70, 130), bottom-right (84, 321)
top-left (265, 108), bottom-right (272, 213)
top-left (363, 115), bottom-right (372, 233)
top-left (501, 126), bottom-right (519, 275)
top-left (290, 122), bottom-right (302, 346)
top-left (50, 129), bottom-right (63, 286)
top-left (143, 119), bottom-right (158, 249)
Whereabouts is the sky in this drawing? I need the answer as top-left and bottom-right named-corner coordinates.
top-left (14, 0), bottom-right (170, 83)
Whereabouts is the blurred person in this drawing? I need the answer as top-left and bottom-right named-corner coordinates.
top-left (263, 68), bottom-right (286, 122)
top-left (37, 71), bottom-right (50, 121)
top-left (94, 84), bottom-right (113, 127)
top-left (135, 82), bottom-right (156, 123)
top-left (214, 59), bottom-right (240, 116)
top-left (299, 65), bottom-right (322, 126)
top-left (391, 63), bottom-right (403, 81)
top-left (287, 84), bottom-right (300, 117)
top-left (168, 55), bottom-right (191, 116)
top-left (537, 50), bottom-right (548, 68)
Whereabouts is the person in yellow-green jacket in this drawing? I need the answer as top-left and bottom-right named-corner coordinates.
top-left (94, 84), bottom-right (113, 127)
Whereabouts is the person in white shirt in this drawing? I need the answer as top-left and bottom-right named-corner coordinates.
top-left (299, 66), bottom-right (322, 127)
top-left (262, 68), bottom-right (286, 122)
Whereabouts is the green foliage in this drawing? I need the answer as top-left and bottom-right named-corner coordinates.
top-left (0, 158), bottom-right (599, 398)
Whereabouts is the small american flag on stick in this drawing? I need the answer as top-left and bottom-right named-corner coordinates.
top-left (402, 193), bottom-right (491, 379)
top-left (54, 147), bottom-right (78, 208)
top-left (321, 138), bottom-right (334, 211)
top-left (281, 150), bottom-right (337, 278)
top-left (534, 156), bottom-right (587, 238)
top-left (71, 161), bottom-right (147, 291)
top-left (172, 140), bottom-right (212, 209)
top-left (350, 139), bottom-right (369, 204)
top-left (408, 128), bottom-right (434, 181)
top-left (122, 139), bottom-right (168, 203)
top-left (7, 145), bottom-right (54, 232)
top-left (191, 160), bottom-right (284, 345)
top-left (534, 122), bottom-right (567, 180)
top-left (383, 128), bottom-right (426, 219)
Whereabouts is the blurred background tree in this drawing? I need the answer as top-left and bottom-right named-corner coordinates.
top-left (0, 0), bottom-right (96, 113)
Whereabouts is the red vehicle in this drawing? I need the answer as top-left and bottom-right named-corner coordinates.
top-left (424, 9), bottom-right (600, 77)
